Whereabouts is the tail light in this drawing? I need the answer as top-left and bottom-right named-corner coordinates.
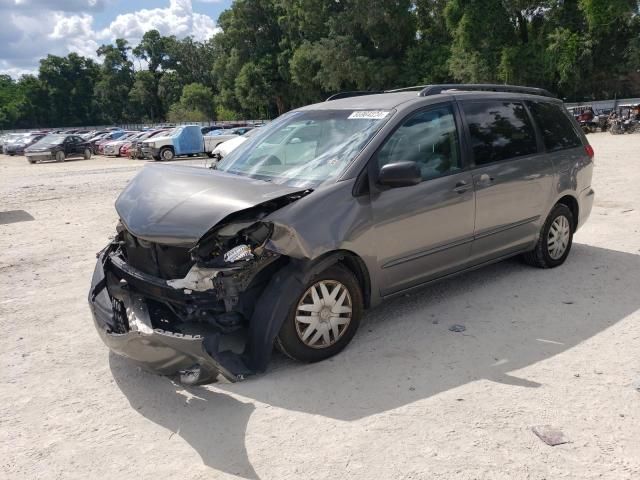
top-left (584, 144), bottom-right (594, 159)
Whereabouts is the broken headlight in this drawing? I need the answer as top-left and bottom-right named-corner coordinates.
top-left (224, 244), bottom-right (254, 263)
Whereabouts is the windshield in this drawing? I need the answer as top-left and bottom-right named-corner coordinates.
top-left (115, 132), bottom-right (136, 141)
top-left (6, 134), bottom-right (26, 142)
top-left (37, 134), bottom-right (66, 145)
top-left (216, 109), bottom-right (390, 187)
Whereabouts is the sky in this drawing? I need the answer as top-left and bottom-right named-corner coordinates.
top-left (0, 0), bottom-right (233, 77)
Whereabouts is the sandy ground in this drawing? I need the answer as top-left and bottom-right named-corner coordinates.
top-left (1, 135), bottom-right (639, 480)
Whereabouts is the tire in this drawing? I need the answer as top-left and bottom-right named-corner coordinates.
top-left (55, 151), bottom-right (65, 162)
top-left (159, 147), bottom-right (174, 161)
top-left (276, 265), bottom-right (363, 363)
top-left (523, 204), bottom-right (574, 269)
top-left (83, 148), bottom-right (92, 160)
top-left (28, 159), bottom-right (36, 164)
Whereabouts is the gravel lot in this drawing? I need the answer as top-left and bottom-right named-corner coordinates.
top-left (1, 135), bottom-right (639, 480)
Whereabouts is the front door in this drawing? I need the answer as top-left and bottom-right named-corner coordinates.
top-left (65, 136), bottom-right (83, 156)
top-left (370, 103), bottom-right (476, 296)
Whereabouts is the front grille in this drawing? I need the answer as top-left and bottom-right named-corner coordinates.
top-left (121, 230), bottom-right (193, 280)
top-left (111, 298), bottom-right (129, 333)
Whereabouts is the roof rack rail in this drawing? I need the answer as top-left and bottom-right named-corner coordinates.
top-left (417, 84), bottom-right (555, 98)
top-left (384, 85), bottom-right (428, 93)
top-left (325, 91), bottom-right (383, 101)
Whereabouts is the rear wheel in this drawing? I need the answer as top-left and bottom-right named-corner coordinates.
top-left (55, 151), bottom-right (65, 162)
top-left (523, 204), bottom-right (574, 268)
top-left (28, 158), bottom-right (36, 164)
top-left (276, 265), bottom-right (363, 363)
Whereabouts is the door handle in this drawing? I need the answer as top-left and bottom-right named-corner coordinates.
top-left (477, 173), bottom-right (494, 184)
top-left (453, 180), bottom-right (471, 194)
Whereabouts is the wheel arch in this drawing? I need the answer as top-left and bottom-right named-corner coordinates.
top-left (305, 249), bottom-right (372, 309)
top-left (555, 194), bottom-right (579, 231)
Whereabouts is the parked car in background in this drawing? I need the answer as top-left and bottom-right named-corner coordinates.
top-left (128, 129), bottom-right (169, 159)
top-left (140, 125), bottom-right (218, 161)
top-left (82, 129), bottom-right (110, 140)
top-left (97, 131), bottom-right (134, 155)
top-left (201, 126), bottom-right (220, 135)
top-left (210, 127), bottom-right (262, 161)
top-left (205, 127), bottom-right (255, 153)
top-left (5, 133), bottom-right (47, 155)
top-left (90, 130), bottom-right (125, 154)
top-left (103, 131), bottom-right (143, 157)
top-left (25, 134), bottom-right (92, 163)
top-left (2, 133), bottom-right (30, 155)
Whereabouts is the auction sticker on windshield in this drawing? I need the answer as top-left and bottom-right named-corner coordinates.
top-left (348, 111), bottom-right (390, 120)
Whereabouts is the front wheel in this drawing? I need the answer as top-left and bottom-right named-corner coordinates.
top-left (276, 265), bottom-right (363, 363)
top-left (83, 148), bottom-right (92, 160)
top-left (159, 147), bottom-right (174, 161)
top-left (523, 204), bottom-right (574, 268)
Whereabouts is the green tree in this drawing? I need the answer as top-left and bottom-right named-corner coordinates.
top-left (95, 39), bottom-right (135, 122)
top-left (167, 83), bottom-right (215, 122)
top-left (38, 53), bottom-right (100, 126)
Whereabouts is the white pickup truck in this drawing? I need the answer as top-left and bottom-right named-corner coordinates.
top-left (140, 125), bottom-right (225, 161)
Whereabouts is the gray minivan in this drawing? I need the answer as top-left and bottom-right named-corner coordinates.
top-left (89, 84), bottom-right (594, 384)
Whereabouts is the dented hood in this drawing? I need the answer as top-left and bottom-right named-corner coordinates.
top-left (116, 163), bottom-right (305, 246)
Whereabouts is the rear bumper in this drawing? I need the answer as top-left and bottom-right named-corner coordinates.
top-left (577, 186), bottom-right (595, 230)
top-left (88, 246), bottom-right (251, 383)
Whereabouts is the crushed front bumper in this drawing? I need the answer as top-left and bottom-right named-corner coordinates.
top-left (141, 146), bottom-right (160, 159)
top-left (88, 246), bottom-right (251, 383)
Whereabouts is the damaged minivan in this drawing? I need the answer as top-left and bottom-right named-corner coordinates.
top-left (89, 84), bottom-right (594, 384)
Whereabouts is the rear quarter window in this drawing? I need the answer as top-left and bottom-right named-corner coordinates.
top-left (526, 101), bottom-right (582, 151)
top-left (462, 101), bottom-right (538, 165)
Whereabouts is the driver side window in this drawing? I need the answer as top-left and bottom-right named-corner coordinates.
top-left (377, 105), bottom-right (461, 181)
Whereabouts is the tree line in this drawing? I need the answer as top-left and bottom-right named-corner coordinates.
top-left (1, 0), bottom-right (639, 129)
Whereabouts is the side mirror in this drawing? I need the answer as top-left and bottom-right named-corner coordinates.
top-left (288, 137), bottom-right (302, 144)
top-left (378, 161), bottom-right (422, 188)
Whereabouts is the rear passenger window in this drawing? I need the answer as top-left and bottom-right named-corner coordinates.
top-left (526, 101), bottom-right (582, 151)
top-left (463, 101), bottom-right (538, 165)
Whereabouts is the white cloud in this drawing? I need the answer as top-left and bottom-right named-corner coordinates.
top-left (102, 0), bottom-right (220, 44)
top-left (0, 0), bottom-right (219, 77)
